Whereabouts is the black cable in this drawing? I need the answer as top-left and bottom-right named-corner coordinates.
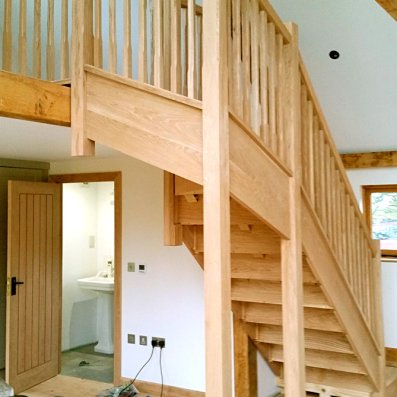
top-left (159, 347), bottom-right (164, 397)
top-left (118, 346), bottom-right (155, 395)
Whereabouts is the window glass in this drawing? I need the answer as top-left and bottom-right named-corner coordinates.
top-left (371, 192), bottom-right (397, 251)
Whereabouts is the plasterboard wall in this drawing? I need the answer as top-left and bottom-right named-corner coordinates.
top-left (347, 167), bottom-right (397, 348)
top-left (50, 156), bottom-right (206, 391)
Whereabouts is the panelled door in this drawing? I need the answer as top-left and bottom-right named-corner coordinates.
top-left (6, 181), bottom-right (62, 393)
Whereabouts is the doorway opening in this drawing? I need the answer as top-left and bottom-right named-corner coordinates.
top-left (50, 172), bottom-right (122, 385)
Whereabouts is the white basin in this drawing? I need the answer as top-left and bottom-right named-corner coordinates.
top-left (77, 272), bottom-right (114, 354)
top-left (77, 272), bottom-right (114, 293)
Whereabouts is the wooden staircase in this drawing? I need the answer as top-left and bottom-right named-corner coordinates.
top-left (165, 174), bottom-right (383, 396)
top-left (0, 0), bottom-right (388, 395)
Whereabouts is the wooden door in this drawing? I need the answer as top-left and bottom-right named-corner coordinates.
top-left (6, 181), bottom-right (62, 394)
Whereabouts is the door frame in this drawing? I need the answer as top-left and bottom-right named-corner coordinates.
top-left (49, 172), bottom-right (122, 384)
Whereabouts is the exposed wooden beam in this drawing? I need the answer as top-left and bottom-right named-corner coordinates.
top-left (386, 348), bottom-right (397, 367)
top-left (376, 0), bottom-right (397, 20)
top-left (341, 151), bottom-right (397, 169)
top-left (0, 71), bottom-right (70, 126)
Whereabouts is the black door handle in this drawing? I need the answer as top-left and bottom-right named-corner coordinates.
top-left (11, 277), bottom-right (24, 296)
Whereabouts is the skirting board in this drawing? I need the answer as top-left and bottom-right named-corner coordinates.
top-left (121, 377), bottom-right (204, 397)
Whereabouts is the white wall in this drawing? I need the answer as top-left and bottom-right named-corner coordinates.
top-left (347, 167), bottom-right (397, 348)
top-left (62, 181), bottom-right (114, 351)
top-left (258, 353), bottom-right (279, 396)
top-left (96, 182), bottom-right (115, 274)
top-left (62, 183), bottom-right (98, 351)
top-left (51, 156), bottom-right (206, 391)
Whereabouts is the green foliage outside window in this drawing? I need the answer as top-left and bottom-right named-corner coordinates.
top-left (371, 193), bottom-right (397, 241)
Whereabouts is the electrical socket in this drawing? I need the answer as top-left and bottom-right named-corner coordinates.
top-left (127, 334), bottom-right (135, 344)
top-left (139, 335), bottom-right (147, 346)
top-left (151, 337), bottom-right (166, 348)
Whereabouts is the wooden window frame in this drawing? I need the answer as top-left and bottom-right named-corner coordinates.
top-left (362, 184), bottom-right (397, 260)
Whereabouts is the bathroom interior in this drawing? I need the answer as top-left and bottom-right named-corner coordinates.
top-left (61, 181), bottom-right (115, 383)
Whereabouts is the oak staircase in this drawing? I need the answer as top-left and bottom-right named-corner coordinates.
top-left (0, 0), bottom-right (392, 396)
top-left (165, 174), bottom-right (392, 397)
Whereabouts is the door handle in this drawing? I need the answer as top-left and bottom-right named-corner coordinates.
top-left (11, 277), bottom-right (24, 296)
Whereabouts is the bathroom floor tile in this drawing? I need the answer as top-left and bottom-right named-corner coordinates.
top-left (61, 344), bottom-right (114, 383)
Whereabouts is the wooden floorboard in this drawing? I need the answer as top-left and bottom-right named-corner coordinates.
top-left (22, 375), bottom-right (151, 397)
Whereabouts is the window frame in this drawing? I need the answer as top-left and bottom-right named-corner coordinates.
top-left (362, 184), bottom-right (397, 259)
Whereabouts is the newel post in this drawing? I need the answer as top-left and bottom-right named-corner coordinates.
top-left (281, 23), bottom-right (306, 396)
top-left (71, 0), bottom-right (95, 156)
top-left (202, 0), bottom-right (233, 396)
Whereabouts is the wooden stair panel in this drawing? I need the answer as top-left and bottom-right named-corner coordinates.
top-left (229, 116), bottom-right (291, 237)
top-left (85, 66), bottom-right (204, 184)
top-left (183, 224), bottom-right (280, 255)
top-left (270, 346), bottom-right (366, 375)
top-left (242, 303), bottom-right (343, 333)
top-left (255, 325), bottom-right (354, 355)
top-left (231, 254), bottom-right (282, 281)
top-left (176, 195), bottom-right (263, 226)
top-left (174, 176), bottom-right (203, 196)
top-left (232, 279), bottom-right (331, 309)
top-left (231, 254), bottom-right (317, 284)
top-left (303, 367), bottom-right (375, 394)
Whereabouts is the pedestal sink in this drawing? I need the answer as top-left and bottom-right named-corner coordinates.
top-left (77, 272), bottom-right (114, 354)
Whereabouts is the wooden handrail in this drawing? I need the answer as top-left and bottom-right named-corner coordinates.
top-left (299, 56), bottom-right (380, 340)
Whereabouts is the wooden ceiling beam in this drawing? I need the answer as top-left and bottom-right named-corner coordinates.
top-left (341, 151), bottom-right (397, 169)
top-left (0, 71), bottom-right (71, 126)
top-left (376, 0), bottom-right (397, 20)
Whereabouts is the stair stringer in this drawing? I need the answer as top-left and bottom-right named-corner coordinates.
top-left (83, 65), bottom-right (291, 237)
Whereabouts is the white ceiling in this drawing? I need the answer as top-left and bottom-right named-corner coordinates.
top-left (0, 116), bottom-right (119, 163)
top-left (270, 0), bottom-right (397, 153)
top-left (1, 0), bottom-right (397, 161)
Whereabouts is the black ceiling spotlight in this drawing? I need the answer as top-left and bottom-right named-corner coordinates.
top-left (329, 50), bottom-right (340, 60)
